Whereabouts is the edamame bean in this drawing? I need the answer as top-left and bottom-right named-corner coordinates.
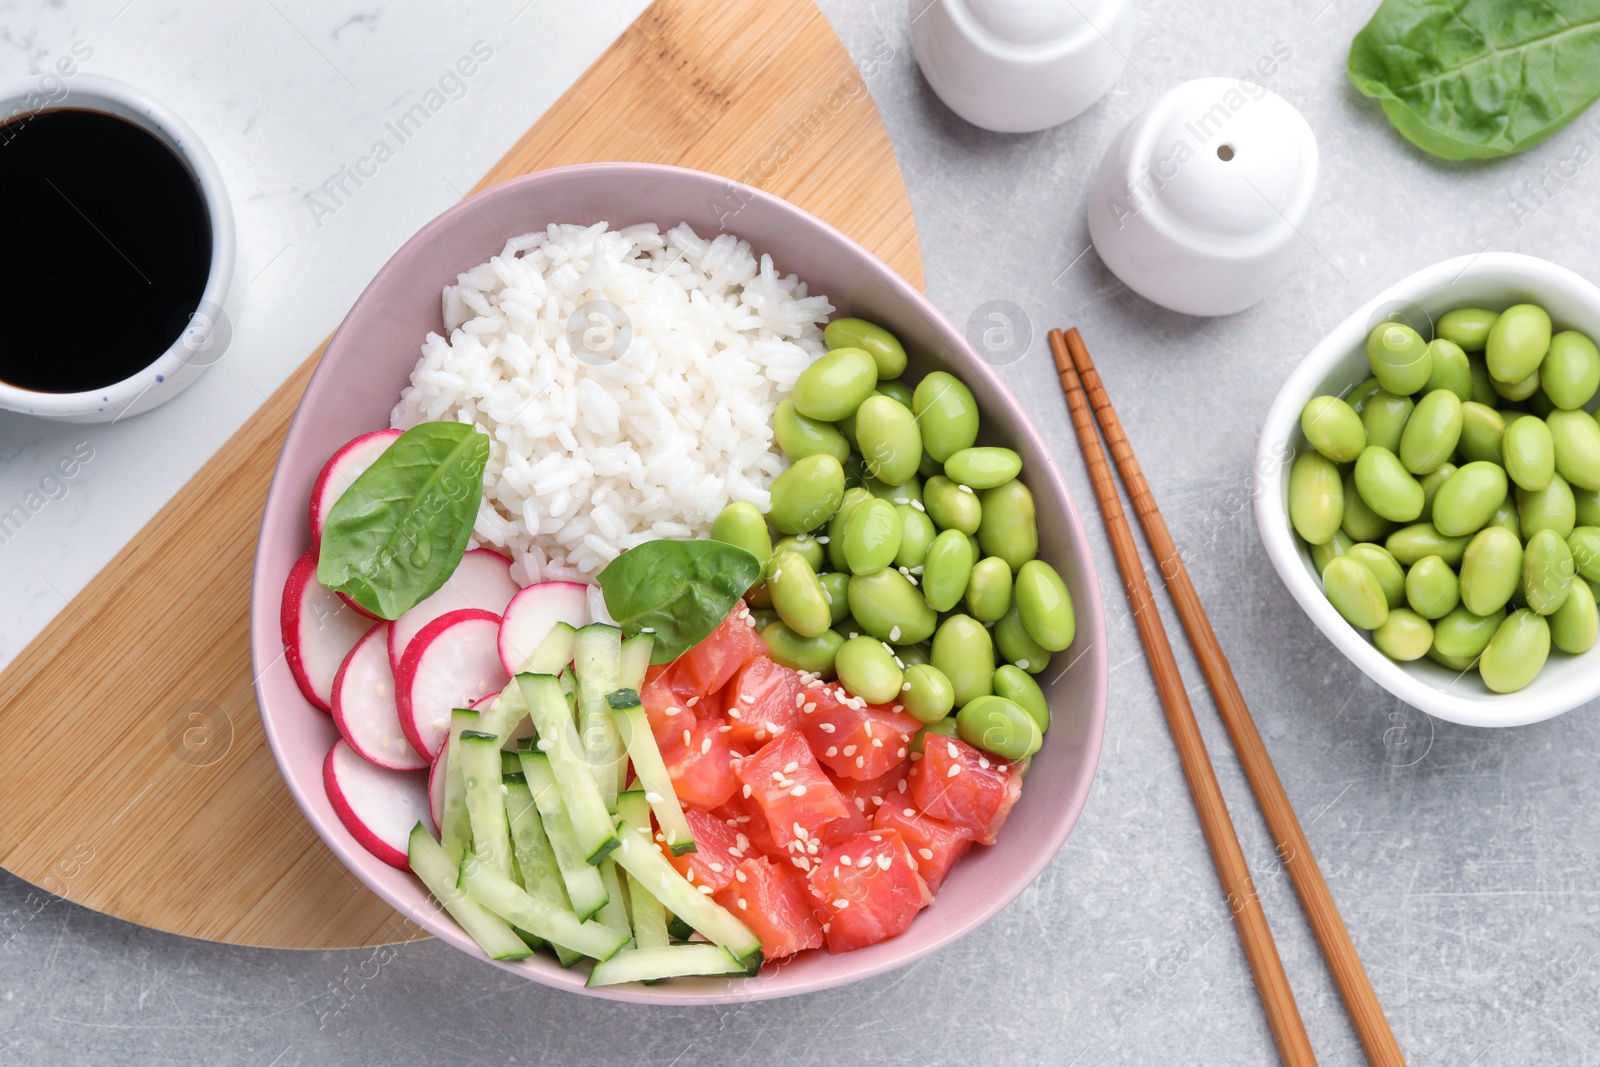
top-left (1541, 331), bottom-right (1600, 410)
top-left (1491, 367), bottom-right (1541, 402)
top-left (711, 501), bottom-right (773, 570)
top-left (900, 663), bottom-right (956, 723)
top-left (965, 557), bottom-right (1013, 623)
top-left (1459, 525), bottom-right (1523, 615)
top-left (826, 487), bottom-right (874, 571)
top-left (1361, 390), bottom-right (1415, 453)
top-left (993, 664), bottom-right (1049, 733)
top-left (1424, 338), bottom-right (1473, 401)
top-left (1398, 389), bottom-right (1463, 474)
top-left (1347, 543), bottom-right (1406, 609)
top-left (1323, 556), bottom-right (1389, 630)
top-left (910, 718), bottom-right (960, 754)
top-left (945, 447), bottom-right (1023, 490)
top-left (1569, 526), bottom-right (1600, 582)
top-left (855, 395), bottom-right (923, 486)
top-left (1433, 605), bottom-right (1504, 659)
top-left (1431, 460), bottom-right (1509, 537)
top-left (1518, 473), bottom-right (1576, 539)
top-left (995, 603), bottom-right (1051, 673)
top-left (1529, 389), bottom-right (1558, 418)
top-left (1354, 446), bottom-right (1425, 522)
top-left (919, 451), bottom-right (943, 479)
top-left (1501, 415), bottom-right (1555, 491)
top-left (1290, 451), bottom-right (1344, 543)
top-left (1522, 528), bottom-right (1575, 616)
top-left (1574, 485), bottom-right (1600, 528)
top-left (1345, 376), bottom-right (1385, 414)
top-left (1405, 555), bottom-right (1460, 619)
top-left (1489, 498), bottom-right (1521, 535)
top-left (912, 371), bottom-right (980, 462)
top-left (773, 399), bottom-right (851, 463)
top-left (835, 636), bottom-right (905, 704)
top-left (931, 614), bottom-right (995, 705)
top-left (895, 642), bottom-right (931, 667)
top-left (866, 474), bottom-right (922, 506)
top-left (749, 607), bottom-right (780, 632)
top-left (1457, 402), bottom-right (1506, 464)
top-left (747, 581), bottom-right (773, 609)
top-left (875, 380), bottom-right (915, 409)
top-left (956, 695), bottom-right (1041, 761)
top-left (1015, 558), bottom-right (1076, 650)
top-left (1341, 472), bottom-right (1393, 542)
top-left (819, 570), bottom-right (852, 625)
top-left (1374, 608), bottom-right (1434, 661)
top-left (1549, 577), bottom-right (1599, 654)
top-left (978, 479), bottom-right (1039, 571)
top-left (1486, 303), bottom-right (1552, 385)
top-left (773, 534), bottom-right (825, 573)
top-left (1478, 609), bottom-right (1551, 693)
top-left (1300, 395), bottom-right (1366, 462)
top-left (768, 454), bottom-right (846, 534)
top-left (1366, 321), bottom-right (1432, 395)
top-left (922, 529), bottom-right (976, 612)
top-left (1310, 529), bottom-right (1354, 576)
top-left (1547, 409), bottom-right (1600, 490)
top-left (895, 504), bottom-right (936, 569)
top-left (769, 550), bottom-right (833, 638)
top-left (824, 317), bottom-right (908, 378)
top-left (1438, 307), bottom-right (1498, 352)
top-left (923, 474), bottom-right (982, 535)
top-left (761, 622), bottom-right (844, 676)
top-left (848, 568), bottom-right (937, 644)
top-left (842, 498), bottom-right (902, 575)
top-left (792, 347), bottom-right (878, 421)
top-left (1386, 523), bottom-right (1471, 566)
top-left (1468, 356), bottom-right (1499, 406)
top-left (843, 452), bottom-right (868, 488)
top-left (1419, 462), bottom-right (1457, 522)
top-left (1427, 647), bottom-right (1479, 672)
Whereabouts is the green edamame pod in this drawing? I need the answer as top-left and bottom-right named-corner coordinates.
top-left (995, 603), bottom-right (1051, 673)
top-left (1518, 473), bottom-right (1576, 540)
top-left (1374, 608), bottom-right (1434, 661)
top-left (992, 664), bottom-right (1049, 733)
top-left (1459, 526), bottom-right (1523, 616)
top-left (922, 529), bottom-right (977, 613)
top-left (1015, 559), bottom-right (1076, 651)
top-left (1300, 395), bottom-right (1367, 462)
top-left (761, 622), bottom-right (843, 677)
top-left (1547, 409), bottom-right (1600, 490)
top-left (1423, 339), bottom-right (1473, 401)
top-left (1467, 356), bottom-right (1499, 407)
top-left (1366, 321), bottom-right (1432, 395)
top-left (1341, 472), bottom-right (1393, 542)
top-left (1540, 331), bottom-right (1600, 410)
top-left (768, 550), bottom-right (833, 638)
top-left (1549, 577), bottom-right (1599, 654)
top-left (900, 663), bottom-right (956, 724)
top-left (1502, 415), bottom-right (1555, 491)
top-left (1431, 460), bottom-right (1508, 537)
top-left (1522, 528), bottom-right (1575, 616)
top-left (819, 570), bottom-right (852, 625)
top-left (1433, 605), bottom-right (1504, 659)
top-left (945, 447), bottom-right (1023, 490)
top-left (834, 636), bottom-right (905, 704)
top-left (773, 534), bottom-right (825, 573)
top-left (1310, 530), bottom-right (1354, 576)
top-left (792, 347), bottom-right (878, 421)
top-left (894, 504), bottom-right (937, 569)
top-left (710, 501), bottom-right (773, 570)
top-left (1323, 556), bottom-right (1389, 630)
top-left (1398, 389), bottom-right (1463, 474)
top-left (1346, 543), bottom-right (1406, 609)
top-left (1438, 307), bottom-right (1498, 352)
top-left (1354, 446), bottom-right (1424, 523)
top-left (955, 695), bottom-right (1041, 761)
top-left (1361, 390), bottom-right (1415, 454)
top-left (855, 395), bottom-right (923, 486)
top-left (773, 399), bottom-right (851, 463)
top-left (824, 317), bottom-right (908, 378)
top-left (1404, 554), bottom-right (1459, 619)
top-left (910, 718), bottom-right (960, 754)
top-left (923, 474), bottom-right (982, 535)
top-left (848, 568), bottom-right (937, 644)
top-left (1478, 610), bottom-right (1550, 694)
top-left (1486, 303), bottom-right (1552, 385)
top-left (930, 614), bottom-right (995, 706)
top-left (826, 487), bottom-right (874, 571)
top-left (842, 497), bottom-right (902, 575)
top-left (1289, 452), bottom-right (1345, 544)
top-left (977, 479), bottom-right (1038, 571)
top-left (865, 474), bottom-right (922, 506)
top-left (767, 454), bottom-right (846, 534)
top-left (1386, 523), bottom-right (1471, 566)
top-left (965, 557), bottom-right (1013, 623)
top-left (912, 371), bottom-right (980, 462)
top-left (1344, 376), bottom-right (1385, 414)
top-left (1569, 526), bottom-right (1600, 582)
top-left (1457, 402), bottom-right (1506, 464)
top-left (1419, 462), bottom-right (1457, 523)
top-left (875, 380), bottom-right (914, 409)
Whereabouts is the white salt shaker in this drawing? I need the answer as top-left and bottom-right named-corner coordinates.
top-left (1086, 77), bottom-right (1320, 317)
top-left (909, 0), bottom-right (1137, 133)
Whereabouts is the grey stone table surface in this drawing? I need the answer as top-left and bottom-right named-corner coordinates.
top-left (5, 1), bottom-right (1600, 1064)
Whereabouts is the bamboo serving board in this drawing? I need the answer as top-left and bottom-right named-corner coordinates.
top-left (0, 0), bottom-right (921, 950)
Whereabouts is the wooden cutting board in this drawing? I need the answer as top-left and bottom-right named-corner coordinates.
top-left (0, 0), bottom-right (921, 950)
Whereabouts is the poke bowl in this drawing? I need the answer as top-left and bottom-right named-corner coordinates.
top-left (250, 162), bottom-right (1108, 1001)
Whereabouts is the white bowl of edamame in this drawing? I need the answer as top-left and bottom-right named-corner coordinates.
top-left (1256, 252), bottom-right (1600, 728)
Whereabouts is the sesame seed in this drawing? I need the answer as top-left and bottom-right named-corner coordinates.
top-left (833, 898), bottom-right (850, 909)
top-left (902, 682), bottom-right (912, 692)
top-left (728, 708), bottom-right (742, 719)
top-left (854, 797), bottom-right (866, 811)
top-left (1016, 659), bottom-right (1031, 670)
top-left (819, 722), bottom-right (836, 733)
top-left (687, 696), bottom-right (700, 707)
top-left (709, 862), bottom-right (724, 873)
top-left (783, 761), bottom-right (800, 773)
top-left (790, 785), bottom-right (807, 797)
top-left (656, 832), bottom-right (667, 842)
top-left (646, 791), bottom-right (665, 804)
top-left (855, 756), bottom-right (865, 768)
top-left (889, 626), bottom-right (902, 642)
top-left (666, 706), bottom-right (682, 717)
top-left (826, 746), bottom-right (838, 757)
top-left (794, 824), bottom-right (809, 840)
top-left (794, 693), bottom-right (806, 708)
top-left (869, 833), bottom-right (882, 842)
top-left (537, 738), bottom-right (552, 751)
top-left (719, 724), bottom-right (733, 732)
top-left (736, 869), bottom-right (747, 882)
top-left (896, 747), bottom-right (907, 758)
top-left (667, 828), bottom-right (678, 844)
top-left (772, 568), bottom-right (783, 581)
top-left (871, 795), bottom-right (883, 806)
top-left (958, 484), bottom-right (974, 494)
top-left (683, 729), bottom-right (693, 747)
top-left (838, 856), bottom-right (851, 866)
top-left (736, 834), bottom-right (750, 851)
top-left (793, 857), bottom-right (812, 871)
top-left (877, 854), bottom-right (892, 870)
top-left (979, 756), bottom-right (990, 769)
top-left (686, 868), bottom-right (697, 883)
top-left (919, 848), bottom-right (934, 861)
top-left (754, 729), bottom-right (767, 741)
top-left (843, 745), bottom-right (857, 756)
top-left (872, 738), bottom-right (884, 748)
top-left (737, 898), bottom-right (748, 910)
top-left (818, 535), bottom-right (830, 544)
top-left (698, 884), bottom-right (714, 895)
top-left (857, 855), bottom-right (873, 868)
top-left (947, 764), bottom-right (962, 778)
top-left (701, 737), bottom-right (712, 755)
top-left (804, 702), bottom-right (817, 713)
top-left (904, 808), bottom-right (916, 816)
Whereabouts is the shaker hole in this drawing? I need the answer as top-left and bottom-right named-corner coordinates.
top-left (1217, 144), bottom-right (1235, 161)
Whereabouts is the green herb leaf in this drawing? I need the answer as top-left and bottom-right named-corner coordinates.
top-left (596, 540), bottom-right (762, 664)
top-left (1349, 0), bottom-right (1600, 161)
top-left (316, 422), bottom-right (490, 619)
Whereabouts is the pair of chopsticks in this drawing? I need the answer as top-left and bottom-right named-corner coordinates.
top-left (1048, 328), bottom-right (1404, 1067)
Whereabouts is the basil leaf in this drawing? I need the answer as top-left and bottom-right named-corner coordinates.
top-left (1349, 0), bottom-right (1600, 160)
top-left (596, 539), bottom-right (762, 664)
top-left (316, 422), bottom-right (490, 620)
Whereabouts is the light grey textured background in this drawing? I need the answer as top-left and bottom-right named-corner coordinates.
top-left (5, 2), bottom-right (1600, 1064)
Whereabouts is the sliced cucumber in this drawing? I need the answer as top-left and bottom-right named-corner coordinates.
top-left (440, 709), bottom-right (479, 867)
top-left (586, 944), bottom-right (746, 987)
top-left (460, 853), bottom-right (629, 962)
top-left (407, 824), bottom-right (532, 961)
top-left (595, 858), bottom-right (633, 948)
top-left (518, 750), bottom-right (608, 921)
top-left (526, 621), bottom-right (578, 674)
top-left (477, 679), bottom-right (528, 744)
top-left (610, 694), bottom-right (696, 856)
top-left (611, 818), bottom-right (763, 972)
top-left (517, 673), bottom-right (619, 864)
top-left (618, 633), bottom-right (654, 691)
top-left (500, 751), bottom-right (522, 777)
top-left (616, 791), bottom-right (669, 950)
top-left (573, 624), bottom-right (626, 809)
top-left (667, 914), bottom-right (695, 942)
top-left (505, 778), bottom-right (584, 967)
top-left (459, 731), bottom-right (513, 879)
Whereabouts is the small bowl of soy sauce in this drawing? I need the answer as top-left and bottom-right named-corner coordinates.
top-left (0, 74), bottom-right (235, 421)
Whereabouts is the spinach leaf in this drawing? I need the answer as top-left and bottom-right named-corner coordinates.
top-left (316, 422), bottom-right (490, 620)
top-left (597, 539), bottom-right (762, 664)
top-left (1349, 0), bottom-right (1600, 160)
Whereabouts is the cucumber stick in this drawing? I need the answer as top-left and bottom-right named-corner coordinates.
top-left (610, 694), bottom-right (696, 856)
top-left (595, 859), bottom-right (633, 949)
top-left (460, 855), bottom-right (629, 962)
top-left (517, 673), bottom-right (618, 863)
top-left (504, 778), bottom-right (584, 967)
top-left (586, 944), bottom-right (746, 987)
top-left (616, 792), bottom-right (669, 950)
top-left (618, 633), bottom-right (654, 691)
top-left (526, 621), bottom-right (578, 674)
top-left (573, 624), bottom-right (626, 809)
top-left (611, 818), bottom-right (763, 972)
top-left (477, 679), bottom-right (527, 744)
top-left (440, 709), bottom-right (479, 866)
top-left (407, 824), bottom-right (532, 961)
top-left (518, 750), bottom-right (608, 921)
top-left (459, 732), bottom-right (513, 879)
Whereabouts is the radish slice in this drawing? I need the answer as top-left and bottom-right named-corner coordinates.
top-left (427, 753), bottom-right (446, 835)
top-left (498, 581), bottom-right (592, 674)
top-left (396, 608), bottom-right (509, 761)
top-left (309, 429), bottom-right (402, 544)
top-left (331, 623), bottom-right (429, 770)
top-left (280, 547), bottom-right (374, 713)
top-left (323, 739), bottom-right (429, 869)
top-left (389, 548), bottom-right (520, 673)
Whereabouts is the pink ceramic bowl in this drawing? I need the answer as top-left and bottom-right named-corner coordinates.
top-left (250, 163), bottom-right (1107, 1002)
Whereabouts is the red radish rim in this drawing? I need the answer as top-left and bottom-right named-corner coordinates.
top-left (387, 547), bottom-right (517, 673)
top-left (496, 580), bottom-right (590, 675)
top-left (280, 548), bottom-right (332, 713)
top-left (323, 741), bottom-right (410, 869)
top-left (427, 754), bottom-right (445, 835)
top-left (331, 623), bottom-right (428, 770)
top-left (395, 607), bottom-right (505, 761)
top-left (308, 428), bottom-right (402, 546)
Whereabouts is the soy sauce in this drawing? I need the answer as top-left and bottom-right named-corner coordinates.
top-left (0, 109), bottom-right (211, 393)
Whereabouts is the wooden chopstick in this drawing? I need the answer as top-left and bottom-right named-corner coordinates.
top-left (1047, 329), bottom-right (1317, 1067)
top-left (1056, 328), bottom-right (1405, 1066)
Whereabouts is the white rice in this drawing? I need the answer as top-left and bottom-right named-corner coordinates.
top-left (390, 221), bottom-right (833, 584)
